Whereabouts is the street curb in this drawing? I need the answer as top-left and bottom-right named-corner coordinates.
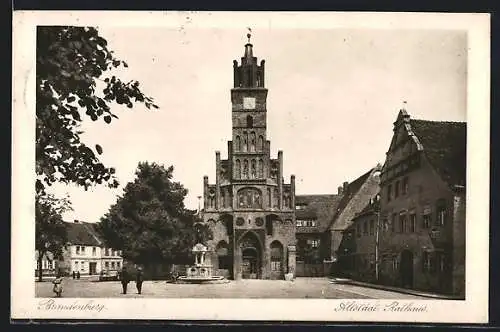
top-left (329, 278), bottom-right (463, 300)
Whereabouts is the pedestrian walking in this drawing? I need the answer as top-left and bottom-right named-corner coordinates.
top-left (52, 272), bottom-right (64, 297)
top-left (120, 266), bottom-right (130, 294)
top-left (135, 267), bottom-right (144, 294)
top-left (77, 271), bottom-right (80, 279)
top-left (72, 271), bottom-right (76, 279)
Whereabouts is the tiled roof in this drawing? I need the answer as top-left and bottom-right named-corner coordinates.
top-left (352, 198), bottom-right (379, 220)
top-left (65, 221), bottom-right (103, 246)
top-left (295, 194), bottom-right (342, 233)
top-left (328, 167), bottom-right (378, 231)
top-left (409, 119), bottom-right (466, 188)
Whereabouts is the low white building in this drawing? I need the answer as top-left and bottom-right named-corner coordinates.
top-left (35, 220), bottom-right (123, 277)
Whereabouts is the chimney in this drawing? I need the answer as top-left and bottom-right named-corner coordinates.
top-left (343, 181), bottom-right (349, 193)
top-left (74, 219), bottom-right (79, 223)
top-left (338, 186), bottom-right (343, 195)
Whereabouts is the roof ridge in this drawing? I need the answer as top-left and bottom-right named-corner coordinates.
top-left (411, 118), bottom-right (466, 125)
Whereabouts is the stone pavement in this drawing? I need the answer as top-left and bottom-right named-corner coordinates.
top-left (36, 277), bottom-right (428, 299)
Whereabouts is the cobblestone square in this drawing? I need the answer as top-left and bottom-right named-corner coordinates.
top-left (36, 277), bottom-right (426, 299)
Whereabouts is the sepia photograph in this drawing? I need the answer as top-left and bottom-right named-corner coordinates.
top-left (12, 11), bottom-right (490, 322)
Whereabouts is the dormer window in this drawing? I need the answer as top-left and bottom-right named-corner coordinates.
top-left (295, 204), bottom-right (307, 210)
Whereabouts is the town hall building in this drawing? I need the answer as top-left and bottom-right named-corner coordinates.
top-left (201, 35), bottom-right (297, 280)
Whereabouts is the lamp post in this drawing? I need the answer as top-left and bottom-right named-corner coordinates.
top-left (374, 195), bottom-right (381, 282)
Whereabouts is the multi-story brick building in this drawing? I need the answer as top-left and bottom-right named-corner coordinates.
top-left (378, 109), bottom-right (466, 297)
top-left (35, 220), bottom-right (123, 277)
top-left (201, 36), bottom-right (296, 280)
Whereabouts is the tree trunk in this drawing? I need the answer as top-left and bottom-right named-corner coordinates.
top-left (38, 252), bottom-right (44, 282)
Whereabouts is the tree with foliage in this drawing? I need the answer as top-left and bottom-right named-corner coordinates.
top-left (97, 162), bottom-right (212, 271)
top-left (35, 193), bottom-right (72, 281)
top-left (35, 26), bottom-right (157, 274)
top-left (36, 26), bottom-right (158, 195)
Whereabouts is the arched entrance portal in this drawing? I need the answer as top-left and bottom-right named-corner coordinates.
top-left (400, 250), bottom-right (414, 288)
top-left (239, 232), bottom-right (262, 279)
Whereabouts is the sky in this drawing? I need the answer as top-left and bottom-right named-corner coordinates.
top-left (48, 27), bottom-right (467, 223)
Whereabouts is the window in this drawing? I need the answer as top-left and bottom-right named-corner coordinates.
top-left (369, 220), bottom-right (374, 235)
top-left (81, 246), bottom-right (86, 254)
top-left (382, 218), bottom-right (389, 232)
top-left (393, 257), bottom-right (399, 271)
top-left (105, 261), bottom-right (109, 269)
top-left (92, 247), bottom-right (96, 256)
top-left (363, 221), bottom-right (368, 235)
top-left (235, 136), bottom-right (241, 151)
top-left (422, 251), bottom-right (438, 273)
top-left (76, 246), bottom-right (80, 255)
top-left (402, 177), bottom-right (409, 195)
top-left (296, 220), bottom-right (303, 227)
top-left (387, 185), bottom-right (392, 202)
top-left (117, 262), bottom-right (121, 268)
top-left (437, 252), bottom-right (446, 273)
top-left (310, 239), bottom-right (320, 248)
top-left (111, 261), bottom-right (116, 269)
top-left (295, 204), bottom-right (307, 210)
top-left (75, 261), bottom-right (79, 270)
top-left (391, 213), bottom-right (397, 232)
top-left (399, 213), bottom-right (407, 233)
top-left (409, 214), bottom-right (416, 232)
top-left (80, 261), bottom-right (85, 271)
top-left (270, 241), bottom-right (283, 271)
top-left (422, 213), bottom-right (431, 229)
top-left (437, 206), bottom-right (446, 226)
top-left (395, 180), bottom-right (400, 197)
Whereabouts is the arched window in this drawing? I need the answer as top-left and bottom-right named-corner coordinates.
top-left (267, 188), bottom-right (272, 207)
top-left (270, 241), bottom-right (283, 272)
top-left (250, 132), bottom-right (256, 152)
top-left (242, 132), bottom-right (248, 152)
top-left (258, 159), bottom-right (264, 178)
top-left (258, 135), bottom-right (264, 151)
top-left (251, 159), bottom-right (256, 179)
top-left (221, 190), bottom-right (226, 208)
top-left (235, 136), bottom-right (241, 151)
top-left (273, 188), bottom-right (279, 208)
top-left (265, 216), bottom-right (274, 236)
top-left (243, 160), bottom-right (249, 179)
top-left (247, 115), bottom-right (253, 128)
top-left (235, 159), bottom-right (241, 179)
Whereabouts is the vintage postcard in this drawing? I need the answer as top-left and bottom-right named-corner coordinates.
top-left (11, 11), bottom-right (490, 323)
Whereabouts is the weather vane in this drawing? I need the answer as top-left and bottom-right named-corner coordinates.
top-left (247, 27), bottom-right (252, 43)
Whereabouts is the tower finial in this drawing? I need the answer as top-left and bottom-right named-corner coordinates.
top-left (402, 100), bottom-right (407, 110)
top-left (246, 27), bottom-right (252, 43)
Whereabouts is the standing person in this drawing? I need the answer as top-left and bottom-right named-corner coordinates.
top-left (76, 271), bottom-right (80, 279)
top-left (120, 266), bottom-right (130, 294)
top-left (52, 271), bottom-right (64, 297)
top-left (135, 267), bottom-right (144, 294)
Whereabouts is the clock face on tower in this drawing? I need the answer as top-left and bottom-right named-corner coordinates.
top-left (243, 97), bottom-right (256, 110)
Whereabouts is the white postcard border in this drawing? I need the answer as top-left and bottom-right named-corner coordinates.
top-left (11, 11), bottom-right (490, 323)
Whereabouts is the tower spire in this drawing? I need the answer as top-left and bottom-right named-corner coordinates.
top-left (244, 28), bottom-right (253, 59)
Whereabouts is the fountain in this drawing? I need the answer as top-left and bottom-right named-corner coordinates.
top-left (176, 243), bottom-right (228, 284)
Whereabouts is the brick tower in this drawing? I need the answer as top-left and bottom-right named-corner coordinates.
top-left (201, 34), bottom-right (296, 280)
